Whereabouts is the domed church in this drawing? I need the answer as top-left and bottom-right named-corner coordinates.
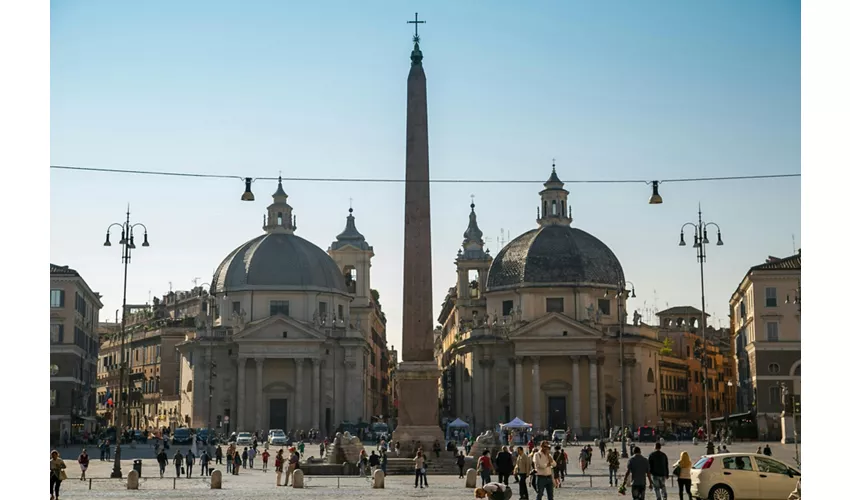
top-left (437, 166), bottom-right (662, 438)
top-left (177, 178), bottom-right (381, 436)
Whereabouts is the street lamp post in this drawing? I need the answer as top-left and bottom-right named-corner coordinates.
top-left (103, 206), bottom-right (150, 479)
top-left (678, 205), bottom-right (723, 455)
top-left (198, 283), bottom-right (217, 452)
top-left (725, 380), bottom-right (733, 437)
top-left (605, 281), bottom-right (635, 458)
top-left (780, 382), bottom-right (800, 467)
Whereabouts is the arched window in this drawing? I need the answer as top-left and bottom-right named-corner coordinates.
top-left (647, 368), bottom-right (655, 383)
top-left (186, 380), bottom-right (193, 393)
top-left (277, 212), bottom-right (283, 225)
top-left (561, 200), bottom-right (566, 216)
top-left (551, 200), bottom-right (557, 215)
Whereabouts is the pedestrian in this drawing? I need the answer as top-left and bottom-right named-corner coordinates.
top-left (215, 445), bottom-right (222, 464)
top-left (647, 442), bottom-right (669, 500)
top-left (514, 446), bottom-right (532, 500)
top-left (457, 452), bottom-right (467, 478)
top-left (185, 449), bottom-right (195, 478)
top-left (414, 450), bottom-right (426, 488)
top-left (599, 438), bottom-right (606, 459)
top-left (275, 450), bottom-right (284, 486)
top-left (233, 448), bottom-right (242, 475)
top-left (623, 446), bottom-right (653, 500)
top-left (433, 439), bottom-right (441, 458)
top-left (763, 444), bottom-right (772, 456)
top-left (50, 450), bottom-right (67, 500)
top-left (381, 450), bottom-right (388, 475)
top-left (477, 449), bottom-right (494, 486)
top-left (672, 451), bottom-right (693, 500)
top-left (77, 449), bottom-right (89, 481)
top-left (496, 446), bottom-right (513, 484)
top-left (105, 440), bottom-right (111, 461)
top-left (173, 450), bottom-right (184, 478)
top-left (579, 446), bottom-right (588, 475)
top-left (606, 448), bottom-right (620, 487)
top-left (262, 449), bottom-right (270, 472)
top-left (531, 441), bottom-right (555, 500)
top-left (156, 449), bottom-right (168, 478)
top-left (226, 448), bottom-right (232, 473)
top-left (247, 446), bottom-right (255, 468)
top-left (756, 446), bottom-right (762, 455)
top-left (552, 445), bottom-right (567, 487)
top-left (319, 441), bottom-right (325, 459)
top-left (242, 448), bottom-right (249, 471)
top-left (369, 451), bottom-right (380, 475)
top-left (284, 447), bottom-right (298, 486)
top-left (200, 450), bottom-right (210, 476)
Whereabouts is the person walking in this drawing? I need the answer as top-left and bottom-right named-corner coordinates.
top-left (275, 450), bottom-right (284, 486)
top-left (241, 448), bottom-right (249, 472)
top-left (496, 446), bottom-right (513, 484)
top-left (50, 450), bottom-right (67, 500)
top-left (606, 448), bottom-right (620, 487)
top-left (225, 447), bottom-right (233, 473)
top-left (763, 444), bottom-right (772, 456)
top-left (514, 446), bottom-right (532, 500)
top-left (248, 446), bottom-right (256, 468)
top-left (599, 438), bottom-right (607, 460)
top-left (262, 449), bottom-right (270, 472)
top-left (414, 450), bottom-right (426, 488)
top-left (173, 450), bottom-right (184, 478)
top-left (156, 449), bottom-right (168, 478)
top-left (200, 450), bottom-right (210, 476)
top-left (579, 446), bottom-right (588, 475)
top-left (185, 449), bottom-right (195, 478)
top-left (672, 451), bottom-right (693, 500)
top-left (77, 449), bottom-right (89, 481)
top-left (369, 451), bottom-right (380, 476)
top-left (552, 445), bottom-right (567, 487)
top-left (647, 442), bottom-right (669, 500)
top-left (215, 445), bottom-right (222, 465)
top-left (319, 441), bottom-right (325, 459)
top-left (477, 449), bottom-right (494, 486)
top-left (532, 441), bottom-right (555, 500)
top-left (623, 446), bottom-right (653, 500)
top-left (233, 449), bottom-right (242, 475)
top-left (457, 452), bottom-right (467, 478)
top-left (381, 450), bottom-right (388, 475)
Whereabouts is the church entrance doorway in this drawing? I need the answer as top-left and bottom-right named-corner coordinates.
top-left (269, 399), bottom-right (287, 430)
top-left (548, 396), bottom-right (567, 430)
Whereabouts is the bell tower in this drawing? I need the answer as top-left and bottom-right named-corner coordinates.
top-left (456, 200), bottom-right (492, 309)
top-left (537, 161), bottom-right (572, 227)
top-left (328, 207), bottom-right (373, 308)
top-left (263, 177), bottom-right (297, 234)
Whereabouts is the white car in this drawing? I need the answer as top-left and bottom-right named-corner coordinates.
top-left (235, 432), bottom-right (253, 447)
top-left (691, 453), bottom-right (801, 500)
top-left (551, 429), bottom-right (566, 443)
top-left (268, 429), bottom-right (288, 446)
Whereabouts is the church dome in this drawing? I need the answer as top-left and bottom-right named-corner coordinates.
top-left (211, 233), bottom-right (348, 294)
top-left (486, 225), bottom-right (624, 291)
top-left (211, 178), bottom-right (348, 295)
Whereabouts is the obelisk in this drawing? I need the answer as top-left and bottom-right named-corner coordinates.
top-left (393, 13), bottom-right (444, 456)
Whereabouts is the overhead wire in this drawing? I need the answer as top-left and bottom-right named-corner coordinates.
top-left (50, 165), bottom-right (800, 185)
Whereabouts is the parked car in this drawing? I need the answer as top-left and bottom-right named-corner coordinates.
top-left (268, 429), bottom-right (288, 446)
top-left (551, 429), bottom-right (566, 443)
top-left (196, 428), bottom-right (217, 445)
top-left (637, 426), bottom-right (656, 443)
top-left (172, 427), bottom-right (192, 445)
top-left (691, 453), bottom-right (801, 500)
top-left (235, 432), bottom-right (253, 446)
top-left (132, 430), bottom-right (147, 443)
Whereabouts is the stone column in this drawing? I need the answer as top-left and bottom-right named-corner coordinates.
top-left (508, 358), bottom-right (516, 419)
top-left (597, 357), bottom-right (606, 432)
top-left (624, 359), bottom-right (633, 429)
top-left (589, 356), bottom-right (599, 436)
top-left (255, 357), bottom-right (264, 431)
top-left (482, 359), bottom-right (491, 429)
top-left (531, 356), bottom-right (541, 429)
top-left (294, 359), bottom-right (304, 429)
top-left (312, 359), bottom-right (321, 430)
top-left (237, 358), bottom-right (247, 431)
top-left (344, 360), bottom-right (357, 422)
top-left (571, 356), bottom-right (581, 433)
top-left (515, 357), bottom-right (524, 420)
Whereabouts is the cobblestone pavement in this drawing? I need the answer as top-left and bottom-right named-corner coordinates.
top-left (51, 440), bottom-right (801, 499)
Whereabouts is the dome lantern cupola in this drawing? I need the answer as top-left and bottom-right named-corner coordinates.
top-left (537, 161), bottom-right (572, 227)
top-left (263, 177), bottom-right (296, 234)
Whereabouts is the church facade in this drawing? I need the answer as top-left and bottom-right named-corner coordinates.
top-left (177, 179), bottom-right (386, 436)
top-left (437, 167), bottom-right (662, 438)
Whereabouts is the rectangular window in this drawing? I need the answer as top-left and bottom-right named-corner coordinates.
top-left (767, 322), bottom-right (779, 342)
top-left (319, 301), bottom-right (328, 318)
top-left (739, 300), bottom-right (747, 321)
top-left (338, 304), bottom-right (344, 319)
top-left (769, 386), bottom-right (781, 405)
top-left (269, 300), bottom-right (289, 316)
top-left (597, 299), bottom-right (611, 316)
top-left (545, 297), bottom-right (564, 313)
top-left (50, 289), bottom-right (65, 308)
top-left (51, 324), bottom-right (64, 343)
top-left (501, 300), bottom-right (514, 316)
top-left (231, 301), bottom-right (241, 316)
top-left (765, 287), bottom-right (777, 307)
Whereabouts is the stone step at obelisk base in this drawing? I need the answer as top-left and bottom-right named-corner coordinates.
top-left (383, 455), bottom-right (475, 475)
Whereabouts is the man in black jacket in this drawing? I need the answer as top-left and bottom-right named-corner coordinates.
top-left (646, 442), bottom-right (669, 500)
top-left (495, 446), bottom-right (514, 484)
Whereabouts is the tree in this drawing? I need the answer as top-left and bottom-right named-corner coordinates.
top-left (660, 337), bottom-right (674, 356)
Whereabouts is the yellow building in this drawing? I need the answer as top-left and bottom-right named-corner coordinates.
top-left (437, 168), bottom-right (662, 438)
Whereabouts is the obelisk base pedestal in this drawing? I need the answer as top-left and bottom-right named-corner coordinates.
top-left (393, 361), bottom-right (444, 458)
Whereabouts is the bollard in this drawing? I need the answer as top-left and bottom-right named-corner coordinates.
top-left (173, 477), bottom-right (176, 489)
top-left (210, 470), bottom-right (222, 489)
top-left (89, 478), bottom-right (92, 490)
top-left (589, 475), bottom-right (592, 487)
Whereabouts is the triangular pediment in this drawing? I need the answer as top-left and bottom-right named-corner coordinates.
top-left (509, 313), bottom-right (603, 339)
top-left (233, 315), bottom-right (325, 342)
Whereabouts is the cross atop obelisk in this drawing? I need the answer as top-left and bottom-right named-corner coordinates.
top-left (407, 12), bottom-right (426, 41)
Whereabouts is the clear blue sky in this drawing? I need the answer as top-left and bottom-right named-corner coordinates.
top-left (50, 0), bottom-right (800, 352)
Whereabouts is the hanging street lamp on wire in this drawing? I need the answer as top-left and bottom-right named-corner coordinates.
top-left (102, 206), bottom-right (151, 479)
top-left (677, 204), bottom-right (723, 455)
